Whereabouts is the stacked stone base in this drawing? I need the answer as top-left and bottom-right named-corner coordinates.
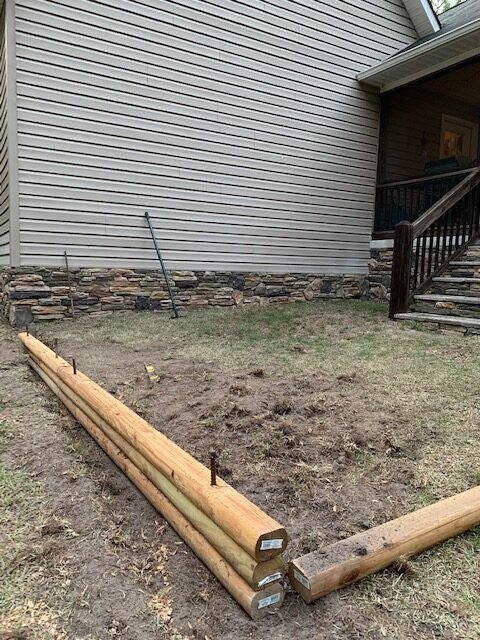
top-left (0, 265), bottom-right (389, 326)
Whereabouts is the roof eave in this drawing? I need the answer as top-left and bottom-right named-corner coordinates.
top-left (357, 18), bottom-right (480, 92)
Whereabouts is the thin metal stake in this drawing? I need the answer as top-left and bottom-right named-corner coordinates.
top-left (144, 211), bottom-right (179, 319)
top-left (54, 338), bottom-right (58, 358)
top-left (210, 449), bottom-right (217, 486)
top-left (64, 250), bottom-right (75, 319)
top-left (26, 324), bottom-right (29, 336)
top-left (72, 358), bottom-right (77, 375)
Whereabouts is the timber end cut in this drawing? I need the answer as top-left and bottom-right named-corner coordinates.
top-left (20, 332), bottom-right (287, 619)
top-left (289, 485), bottom-right (480, 604)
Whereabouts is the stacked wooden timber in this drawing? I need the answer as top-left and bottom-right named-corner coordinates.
top-left (20, 333), bottom-right (287, 619)
top-left (289, 486), bottom-right (480, 603)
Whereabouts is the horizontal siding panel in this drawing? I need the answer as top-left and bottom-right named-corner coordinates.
top-left (16, 89), bottom-right (378, 151)
top-left (15, 20), bottom-right (383, 101)
top-left (16, 46), bottom-right (380, 116)
top-left (18, 135), bottom-right (377, 183)
top-left (19, 199), bottom-right (374, 230)
top-left (16, 0), bottom-right (416, 272)
top-left (17, 156), bottom-right (376, 200)
top-left (24, 218), bottom-right (371, 246)
top-left (20, 254), bottom-right (369, 275)
top-left (18, 110), bottom-right (378, 168)
top-left (17, 65), bottom-right (380, 135)
top-left (18, 125), bottom-right (378, 175)
top-left (17, 0), bottom-right (406, 73)
top-left (21, 242), bottom-right (369, 263)
top-left (20, 208), bottom-right (370, 241)
top-left (21, 230), bottom-right (369, 259)
top-left (18, 176), bottom-right (375, 212)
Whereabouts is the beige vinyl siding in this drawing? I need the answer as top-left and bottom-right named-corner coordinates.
top-left (15, 0), bottom-right (417, 273)
top-left (0, 2), bottom-right (8, 266)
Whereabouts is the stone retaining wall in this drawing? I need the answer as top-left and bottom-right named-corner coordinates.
top-left (1, 257), bottom-right (392, 326)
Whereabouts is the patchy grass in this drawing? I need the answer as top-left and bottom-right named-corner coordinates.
top-left (27, 300), bottom-right (480, 637)
top-left (0, 377), bottom-right (67, 639)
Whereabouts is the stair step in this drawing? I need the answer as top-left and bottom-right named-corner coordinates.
top-left (414, 294), bottom-right (480, 305)
top-left (450, 261), bottom-right (480, 267)
top-left (395, 313), bottom-right (480, 330)
top-left (433, 277), bottom-right (480, 284)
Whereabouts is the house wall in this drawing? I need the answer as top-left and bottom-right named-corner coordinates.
top-left (12, 0), bottom-right (417, 274)
top-left (379, 86), bottom-right (480, 183)
top-left (0, 2), bottom-right (8, 266)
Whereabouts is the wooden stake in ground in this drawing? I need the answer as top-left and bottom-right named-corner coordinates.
top-left (289, 486), bottom-right (480, 603)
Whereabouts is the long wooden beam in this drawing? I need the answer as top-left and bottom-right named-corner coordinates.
top-left (19, 333), bottom-right (287, 561)
top-left (289, 486), bottom-right (480, 603)
top-left (28, 358), bottom-right (284, 619)
top-left (29, 354), bottom-right (284, 590)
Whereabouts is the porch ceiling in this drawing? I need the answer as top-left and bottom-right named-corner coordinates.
top-left (357, 18), bottom-right (480, 93)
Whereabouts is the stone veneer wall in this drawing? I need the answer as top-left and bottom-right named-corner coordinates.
top-left (0, 253), bottom-right (392, 326)
top-left (368, 247), bottom-right (393, 299)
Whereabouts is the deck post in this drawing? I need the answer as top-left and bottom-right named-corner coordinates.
top-left (389, 220), bottom-right (414, 319)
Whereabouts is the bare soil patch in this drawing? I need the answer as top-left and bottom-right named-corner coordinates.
top-left (2, 301), bottom-right (480, 639)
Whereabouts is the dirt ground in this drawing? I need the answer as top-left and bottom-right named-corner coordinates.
top-left (1, 301), bottom-right (479, 640)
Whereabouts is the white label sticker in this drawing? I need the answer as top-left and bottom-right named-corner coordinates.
top-left (293, 569), bottom-right (310, 589)
top-left (260, 539), bottom-right (283, 551)
top-left (257, 593), bottom-right (282, 609)
top-left (257, 572), bottom-right (283, 588)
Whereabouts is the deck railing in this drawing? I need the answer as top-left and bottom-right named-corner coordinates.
top-left (389, 168), bottom-right (480, 319)
top-left (375, 169), bottom-right (473, 234)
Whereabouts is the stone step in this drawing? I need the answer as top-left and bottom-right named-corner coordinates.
top-left (433, 277), bottom-right (480, 284)
top-left (414, 294), bottom-right (480, 305)
top-left (395, 312), bottom-right (480, 333)
top-left (450, 261), bottom-right (480, 267)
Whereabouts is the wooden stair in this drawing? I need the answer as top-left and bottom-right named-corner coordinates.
top-left (395, 241), bottom-right (480, 334)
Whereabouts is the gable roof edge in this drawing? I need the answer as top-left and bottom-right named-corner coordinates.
top-left (403, 0), bottom-right (441, 36)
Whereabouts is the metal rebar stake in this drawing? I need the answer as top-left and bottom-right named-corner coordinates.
top-left (64, 250), bottom-right (75, 319)
top-left (210, 449), bottom-right (217, 486)
top-left (144, 211), bottom-right (179, 319)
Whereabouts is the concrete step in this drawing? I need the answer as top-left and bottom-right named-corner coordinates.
top-left (395, 312), bottom-right (480, 334)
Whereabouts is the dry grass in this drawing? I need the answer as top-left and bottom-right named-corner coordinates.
top-left (24, 300), bottom-right (480, 637)
top-left (0, 421), bottom-right (65, 639)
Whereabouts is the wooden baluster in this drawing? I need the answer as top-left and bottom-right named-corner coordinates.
top-left (413, 236), bottom-right (421, 290)
top-left (434, 218), bottom-right (442, 271)
top-left (468, 187), bottom-right (476, 237)
top-left (389, 221), bottom-right (414, 319)
top-left (441, 211), bottom-right (448, 263)
top-left (448, 203), bottom-right (456, 257)
top-left (454, 197), bottom-right (463, 251)
top-left (463, 191), bottom-right (471, 244)
top-left (427, 222), bottom-right (435, 279)
top-left (419, 230), bottom-right (428, 282)
top-left (475, 185), bottom-right (480, 233)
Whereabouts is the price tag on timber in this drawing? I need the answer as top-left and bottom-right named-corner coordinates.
top-left (293, 569), bottom-right (310, 589)
top-left (144, 364), bottom-right (159, 383)
top-left (258, 572), bottom-right (283, 588)
top-left (257, 593), bottom-right (282, 609)
top-left (260, 539), bottom-right (283, 551)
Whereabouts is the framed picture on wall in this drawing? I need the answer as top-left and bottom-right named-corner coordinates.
top-left (439, 114), bottom-right (479, 161)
